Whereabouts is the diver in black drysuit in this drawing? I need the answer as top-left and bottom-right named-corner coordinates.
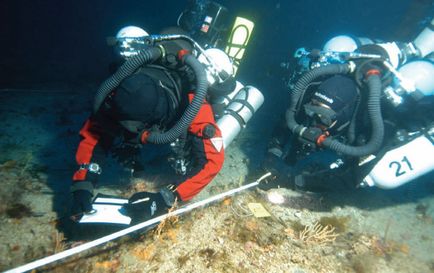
top-left (259, 73), bottom-right (362, 192)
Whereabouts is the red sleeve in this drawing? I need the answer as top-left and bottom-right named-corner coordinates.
top-left (175, 94), bottom-right (225, 201)
top-left (72, 119), bottom-right (102, 181)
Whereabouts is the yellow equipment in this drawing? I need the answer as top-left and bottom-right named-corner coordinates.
top-left (225, 17), bottom-right (254, 75)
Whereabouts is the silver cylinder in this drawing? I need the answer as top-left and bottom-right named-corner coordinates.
top-left (413, 18), bottom-right (434, 57)
top-left (211, 81), bottom-right (245, 107)
top-left (217, 85), bottom-right (264, 148)
top-left (362, 135), bottom-right (434, 189)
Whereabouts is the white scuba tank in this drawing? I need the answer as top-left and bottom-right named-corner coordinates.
top-left (413, 18), bottom-right (434, 58)
top-left (216, 82), bottom-right (264, 149)
top-left (323, 35), bottom-right (374, 53)
top-left (362, 135), bottom-right (434, 189)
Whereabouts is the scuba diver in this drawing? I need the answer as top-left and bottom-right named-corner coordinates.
top-left (261, 18), bottom-right (434, 192)
top-left (71, 1), bottom-right (263, 223)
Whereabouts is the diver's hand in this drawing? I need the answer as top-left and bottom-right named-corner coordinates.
top-left (257, 171), bottom-right (294, 191)
top-left (122, 191), bottom-right (170, 223)
top-left (258, 175), bottom-right (283, 191)
top-left (262, 152), bottom-right (287, 178)
top-left (70, 181), bottom-right (95, 219)
top-left (258, 153), bottom-right (291, 191)
top-left (71, 190), bottom-right (93, 216)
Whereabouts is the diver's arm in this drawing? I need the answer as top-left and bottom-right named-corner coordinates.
top-left (72, 118), bottom-right (107, 186)
top-left (175, 95), bottom-right (225, 201)
top-left (70, 117), bottom-right (111, 215)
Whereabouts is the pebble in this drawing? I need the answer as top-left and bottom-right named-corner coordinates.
top-left (335, 250), bottom-right (347, 258)
top-left (294, 211), bottom-right (302, 218)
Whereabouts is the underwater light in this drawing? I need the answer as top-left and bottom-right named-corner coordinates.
top-left (267, 191), bottom-right (285, 204)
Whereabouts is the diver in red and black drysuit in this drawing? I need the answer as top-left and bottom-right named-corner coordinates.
top-left (71, 31), bottom-right (225, 221)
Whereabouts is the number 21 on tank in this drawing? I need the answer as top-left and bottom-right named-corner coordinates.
top-left (389, 156), bottom-right (413, 177)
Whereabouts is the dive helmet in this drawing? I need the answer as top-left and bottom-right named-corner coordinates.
top-left (111, 72), bottom-right (172, 134)
top-left (323, 35), bottom-right (374, 53)
top-left (303, 75), bottom-right (358, 131)
top-left (115, 26), bottom-right (149, 59)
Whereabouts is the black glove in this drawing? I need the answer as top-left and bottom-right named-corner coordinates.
top-left (71, 190), bottom-right (93, 216)
top-left (122, 190), bottom-right (174, 223)
top-left (262, 151), bottom-right (288, 177)
top-left (258, 153), bottom-right (292, 191)
top-left (258, 173), bottom-right (296, 191)
top-left (71, 181), bottom-right (95, 219)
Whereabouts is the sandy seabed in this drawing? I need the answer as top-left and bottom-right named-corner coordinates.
top-left (0, 87), bottom-right (433, 273)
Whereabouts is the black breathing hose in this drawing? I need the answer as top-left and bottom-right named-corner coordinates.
top-left (322, 74), bottom-right (384, 157)
top-left (285, 63), bottom-right (385, 157)
top-left (93, 47), bottom-right (162, 114)
top-left (285, 63), bottom-right (352, 135)
top-left (346, 88), bottom-right (361, 144)
top-left (92, 46), bottom-right (208, 145)
top-left (146, 54), bottom-right (208, 144)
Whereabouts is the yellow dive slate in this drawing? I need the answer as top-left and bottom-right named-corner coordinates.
top-left (247, 202), bottom-right (271, 218)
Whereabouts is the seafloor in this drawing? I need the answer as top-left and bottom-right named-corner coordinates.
top-left (0, 87), bottom-right (434, 273)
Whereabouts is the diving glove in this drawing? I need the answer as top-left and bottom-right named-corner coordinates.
top-left (258, 152), bottom-right (292, 191)
top-left (70, 180), bottom-right (96, 219)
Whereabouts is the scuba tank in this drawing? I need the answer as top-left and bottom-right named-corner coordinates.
top-left (197, 46), bottom-right (264, 149)
top-left (361, 132), bottom-right (434, 189)
top-left (215, 83), bottom-right (264, 149)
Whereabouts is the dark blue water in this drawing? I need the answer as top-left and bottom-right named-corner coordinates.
top-left (3, 0), bottom-right (432, 143)
top-left (1, 0), bottom-right (431, 88)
